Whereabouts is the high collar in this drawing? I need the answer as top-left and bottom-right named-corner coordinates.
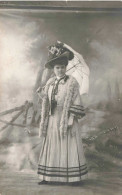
top-left (51, 75), bottom-right (69, 85)
top-left (56, 75), bottom-right (66, 81)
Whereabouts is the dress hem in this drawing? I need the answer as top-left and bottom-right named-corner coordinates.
top-left (38, 171), bottom-right (88, 182)
top-left (38, 175), bottom-right (88, 182)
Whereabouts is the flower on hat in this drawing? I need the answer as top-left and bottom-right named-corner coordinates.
top-left (48, 43), bottom-right (65, 60)
top-left (45, 42), bottom-right (74, 69)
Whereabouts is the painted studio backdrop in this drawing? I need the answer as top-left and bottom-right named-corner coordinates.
top-left (0, 7), bottom-right (122, 194)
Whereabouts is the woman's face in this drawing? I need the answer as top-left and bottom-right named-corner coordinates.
top-left (53, 64), bottom-right (66, 77)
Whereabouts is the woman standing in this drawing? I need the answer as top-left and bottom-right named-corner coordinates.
top-left (38, 42), bottom-right (88, 183)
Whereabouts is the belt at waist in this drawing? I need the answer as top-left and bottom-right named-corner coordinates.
top-left (49, 103), bottom-right (63, 115)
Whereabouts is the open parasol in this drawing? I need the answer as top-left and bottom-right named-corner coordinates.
top-left (58, 42), bottom-right (90, 96)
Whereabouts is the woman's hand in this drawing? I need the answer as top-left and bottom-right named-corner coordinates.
top-left (36, 86), bottom-right (45, 100)
top-left (36, 86), bottom-right (41, 93)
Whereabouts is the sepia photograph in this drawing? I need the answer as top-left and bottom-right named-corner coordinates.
top-left (0, 1), bottom-right (122, 195)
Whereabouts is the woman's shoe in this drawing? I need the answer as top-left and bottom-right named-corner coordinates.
top-left (38, 180), bottom-right (48, 185)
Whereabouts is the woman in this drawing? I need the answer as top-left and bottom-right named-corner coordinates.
top-left (37, 42), bottom-right (88, 184)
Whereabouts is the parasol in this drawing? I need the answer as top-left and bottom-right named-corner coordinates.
top-left (64, 43), bottom-right (90, 95)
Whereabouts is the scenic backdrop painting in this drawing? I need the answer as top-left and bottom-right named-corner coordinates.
top-left (0, 8), bottom-right (122, 194)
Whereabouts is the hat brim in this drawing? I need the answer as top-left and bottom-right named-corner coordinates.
top-left (45, 51), bottom-right (70, 69)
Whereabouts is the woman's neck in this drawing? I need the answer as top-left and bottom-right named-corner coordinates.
top-left (56, 74), bottom-right (66, 80)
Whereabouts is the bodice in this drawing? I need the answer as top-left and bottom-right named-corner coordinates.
top-left (48, 78), bottom-right (69, 107)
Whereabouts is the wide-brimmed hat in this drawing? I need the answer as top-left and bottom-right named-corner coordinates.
top-left (45, 51), bottom-right (70, 69)
top-left (45, 42), bottom-right (74, 69)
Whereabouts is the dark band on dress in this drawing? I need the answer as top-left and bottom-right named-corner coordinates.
top-left (69, 105), bottom-right (85, 118)
top-left (38, 164), bottom-right (88, 177)
top-left (38, 165), bottom-right (88, 178)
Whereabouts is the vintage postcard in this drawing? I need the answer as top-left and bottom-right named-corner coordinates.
top-left (0, 1), bottom-right (122, 195)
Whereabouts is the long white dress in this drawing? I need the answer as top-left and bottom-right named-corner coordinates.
top-left (38, 76), bottom-right (88, 182)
